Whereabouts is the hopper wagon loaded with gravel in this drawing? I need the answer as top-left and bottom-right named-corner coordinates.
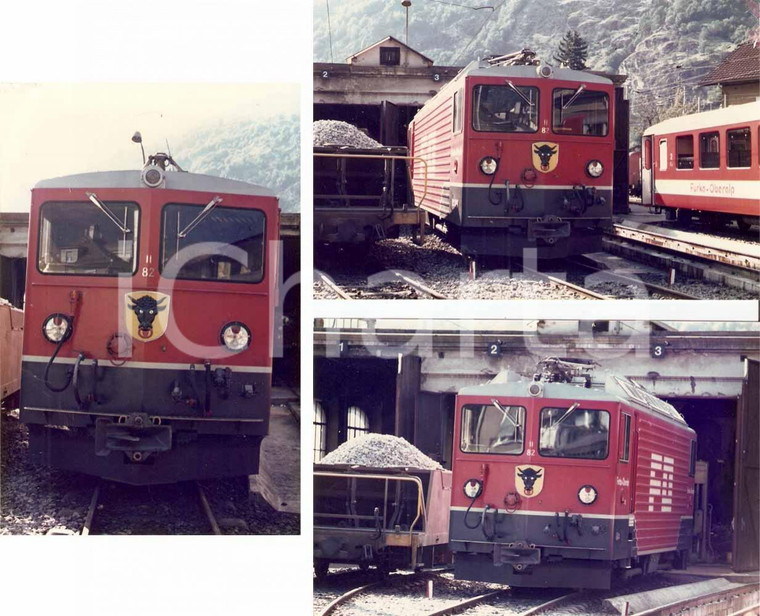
top-left (1, 298), bottom-right (23, 409)
top-left (313, 434), bottom-right (452, 577)
top-left (313, 120), bottom-right (424, 245)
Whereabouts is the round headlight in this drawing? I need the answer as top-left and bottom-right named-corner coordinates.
top-left (220, 322), bottom-right (251, 352)
top-left (578, 485), bottom-right (598, 505)
top-left (479, 156), bottom-right (498, 175)
top-left (141, 166), bottom-right (164, 188)
top-left (586, 160), bottom-right (604, 178)
top-left (463, 478), bottom-right (483, 499)
top-left (42, 313), bottom-right (73, 344)
top-left (528, 382), bottom-right (543, 397)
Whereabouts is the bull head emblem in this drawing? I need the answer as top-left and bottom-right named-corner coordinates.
top-left (532, 142), bottom-right (559, 173)
top-left (516, 465), bottom-right (545, 498)
top-left (125, 292), bottom-right (170, 342)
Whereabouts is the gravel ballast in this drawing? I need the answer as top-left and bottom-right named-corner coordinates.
top-left (314, 120), bottom-right (383, 148)
top-left (320, 433), bottom-right (442, 470)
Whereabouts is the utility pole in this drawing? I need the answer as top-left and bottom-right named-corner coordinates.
top-left (402, 0), bottom-right (411, 45)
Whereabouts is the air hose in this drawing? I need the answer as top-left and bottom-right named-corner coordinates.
top-left (44, 337), bottom-right (74, 393)
top-left (72, 352), bottom-right (87, 409)
top-left (464, 496), bottom-right (482, 529)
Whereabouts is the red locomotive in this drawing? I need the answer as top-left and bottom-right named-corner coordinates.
top-left (408, 52), bottom-right (619, 258)
top-left (641, 101), bottom-right (759, 231)
top-left (20, 149), bottom-right (279, 484)
top-left (450, 359), bottom-right (696, 589)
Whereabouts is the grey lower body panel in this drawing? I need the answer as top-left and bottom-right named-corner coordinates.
top-left (432, 185), bottom-right (612, 258)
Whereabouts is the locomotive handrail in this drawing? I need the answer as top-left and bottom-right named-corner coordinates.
top-left (313, 153), bottom-right (429, 208)
top-left (314, 471), bottom-right (427, 537)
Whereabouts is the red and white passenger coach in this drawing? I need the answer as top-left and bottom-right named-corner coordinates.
top-left (409, 56), bottom-right (618, 258)
top-left (20, 153), bottom-right (279, 484)
top-left (641, 101), bottom-right (760, 231)
top-left (449, 366), bottom-right (696, 588)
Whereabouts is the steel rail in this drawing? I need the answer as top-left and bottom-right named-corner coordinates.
top-left (196, 483), bottom-right (222, 536)
top-left (80, 483), bottom-right (101, 536)
top-left (315, 271), bottom-right (353, 299)
top-left (318, 580), bottom-right (385, 616)
top-left (612, 223), bottom-right (760, 272)
top-left (423, 590), bottom-right (577, 616)
top-left (567, 258), bottom-right (700, 300)
top-left (391, 271), bottom-right (449, 299)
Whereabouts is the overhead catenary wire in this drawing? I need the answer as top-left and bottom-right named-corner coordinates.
top-left (452, 0), bottom-right (507, 64)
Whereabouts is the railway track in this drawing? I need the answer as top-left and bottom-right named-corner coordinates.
top-left (77, 480), bottom-right (222, 535)
top-left (316, 269), bottom-right (449, 299)
top-left (423, 589), bottom-right (575, 616)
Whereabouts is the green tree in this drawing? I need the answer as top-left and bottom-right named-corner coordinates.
top-left (553, 30), bottom-right (589, 70)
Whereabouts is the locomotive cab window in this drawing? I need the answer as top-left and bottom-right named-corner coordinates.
top-left (472, 84), bottom-right (538, 133)
top-left (727, 127), bottom-right (751, 168)
top-left (619, 413), bottom-right (631, 462)
top-left (539, 406), bottom-right (609, 459)
top-left (460, 403), bottom-right (525, 454)
top-left (552, 88), bottom-right (609, 136)
top-left (676, 135), bottom-right (694, 169)
top-left (699, 132), bottom-right (720, 169)
top-left (160, 203), bottom-right (265, 283)
top-left (38, 201), bottom-right (139, 276)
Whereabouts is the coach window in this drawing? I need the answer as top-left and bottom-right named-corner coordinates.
top-left (676, 135), bottom-right (694, 169)
top-left (539, 406), bottom-right (610, 460)
top-left (619, 414), bottom-right (631, 462)
top-left (727, 127), bottom-right (751, 167)
top-left (314, 402), bottom-right (328, 462)
top-left (160, 203), bottom-right (265, 283)
top-left (552, 88), bottom-right (609, 136)
top-left (346, 405), bottom-right (369, 441)
top-left (659, 139), bottom-right (668, 171)
top-left (699, 132), bottom-right (720, 169)
top-left (643, 139), bottom-right (652, 170)
top-left (38, 201), bottom-right (139, 276)
top-left (460, 403), bottom-right (525, 454)
top-left (472, 84), bottom-right (538, 132)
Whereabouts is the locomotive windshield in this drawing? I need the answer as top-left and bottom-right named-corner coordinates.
top-left (552, 89), bottom-right (609, 136)
top-left (472, 85), bottom-right (538, 133)
top-left (461, 403), bottom-right (525, 454)
top-left (539, 406), bottom-right (609, 459)
top-left (38, 201), bottom-right (139, 276)
top-left (160, 203), bottom-right (266, 283)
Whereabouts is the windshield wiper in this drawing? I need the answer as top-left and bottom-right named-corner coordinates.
top-left (86, 192), bottom-right (131, 234)
top-left (554, 402), bottom-right (580, 425)
top-left (491, 399), bottom-right (519, 428)
top-left (505, 80), bottom-right (535, 107)
top-left (178, 196), bottom-right (222, 238)
top-left (561, 84), bottom-right (587, 110)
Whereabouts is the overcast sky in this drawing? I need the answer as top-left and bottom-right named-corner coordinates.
top-left (0, 83), bottom-right (299, 212)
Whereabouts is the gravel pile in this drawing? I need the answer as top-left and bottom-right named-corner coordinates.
top-left (314, 120), bottom-right (383, 148)
top-left (321, 434), bottom-right (442, 470)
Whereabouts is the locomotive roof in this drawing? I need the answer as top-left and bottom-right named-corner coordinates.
top-left (460, 61), bottom-right (613, 85)
top-left (459, 377), bottom-right (688, 426)
top-left (643, 101), bottom-right (760, 136)
top-left (34, 170), bottom-right (276, 198)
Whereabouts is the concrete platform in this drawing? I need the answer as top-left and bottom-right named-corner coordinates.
top-left (249, 404), bottom-right (300, 514)
top-left (667, 564), bottom-right (760, 584)
top-left (618, 201), bottom-right (667, 225)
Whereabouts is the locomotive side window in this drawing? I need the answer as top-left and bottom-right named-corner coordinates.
top-left (160, 203), bottom-right (265, 283)
top-left (38, 201), bottom-right (139, 276)
top-left (452, 90), bottom-right (463, 134)
top-left (727, 127), bottom-right (751, 168)
top-left (675, 135), bottom-right (694, 169)
top-left (472, 85), bottom-right (538, 133)
top-left (699, 131), bottom-right (720, 169)
top-left (619, 413), bottom-right (631, 462)
top-left (552, 89), bottom-right (609, 136)
top-left (460, 403), bottom-right (525, 454)
top-left (539, 406), bottom-right (609, 460)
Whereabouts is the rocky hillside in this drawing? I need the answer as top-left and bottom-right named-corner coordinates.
top-left (314, 0), bottom-right (757, 138)
top-left (174, 114), bottom-right (300, 212)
